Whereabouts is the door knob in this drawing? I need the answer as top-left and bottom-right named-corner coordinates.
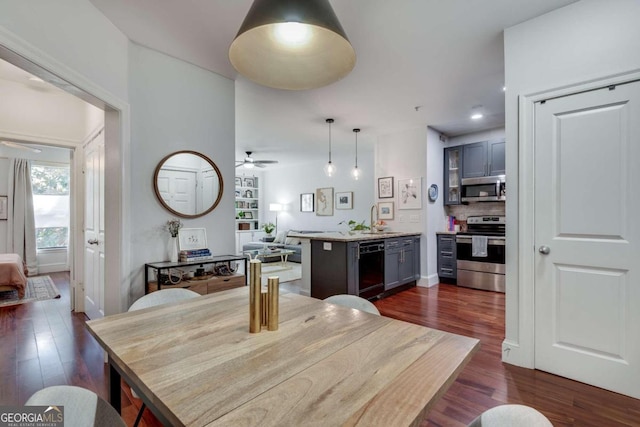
top-left (538, 245), bottom-right (550, 255)
top-left (87, 239), bottom-right (99, 245)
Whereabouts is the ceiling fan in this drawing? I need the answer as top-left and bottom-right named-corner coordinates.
top-left (0, 140), bottom-right (42, 153)
top-left (236, 151), bottom-right (278, 169)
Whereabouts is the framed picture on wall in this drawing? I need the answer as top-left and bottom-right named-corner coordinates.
top-left (0, 196), bottom-right (7, 220)
top-left (315, 187), bottom-right (334, 216)
top-left (335, 192), bottom-right (353, 209)
top-left (300, 193), bottom-right (314, 212)
top-left (178, 228), bottom-right (208, 251)
top-left (378, 201), bottom-right (394, 220)
top-left (378, 177), bottom-right (394, 198)
top-left (398, 177), bottom-right (422, 209)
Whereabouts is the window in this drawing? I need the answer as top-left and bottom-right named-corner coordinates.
top-left (31, 164), bottom-right (70, 249)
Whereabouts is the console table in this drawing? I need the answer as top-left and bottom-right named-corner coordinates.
top-left (144, 254), bottom-right (248, 294)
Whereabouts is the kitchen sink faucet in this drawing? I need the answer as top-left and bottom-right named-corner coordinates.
top-left (370, 204), bottom-right (377, 230)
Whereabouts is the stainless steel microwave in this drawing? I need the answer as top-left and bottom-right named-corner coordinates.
top-left (460, 175), bottom-right (506, 203)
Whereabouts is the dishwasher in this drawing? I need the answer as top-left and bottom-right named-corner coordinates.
top-left (358, 241), bottom-right (385, 300)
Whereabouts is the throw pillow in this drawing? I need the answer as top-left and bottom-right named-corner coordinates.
top-left (285, 237), bottom-right (301, 245)
top-left (274, 231), bottom-right (286, 243)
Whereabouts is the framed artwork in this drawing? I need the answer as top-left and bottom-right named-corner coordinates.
top-left (300, 193), bottom-right (314, 212)
top-left (243, 177), bottom-right (255, 187)
top-left (178, 228), bottom-right (208, 251)
top-left (244, 212), bottom-right (253, 219)
top-left (0, 196), bottom-right (7, 220)
top-left (235, 177), bottom-right (242, 187)
top-left (315, 187), bottom-right (334, 216)
top-left (335, 191), bottom-right (353, 209)
top-left (378, 176), bottom-right (394, 199)
top-left (398, 177), bottom-right (422, 209)
top-left (378, 201), bottom-right (394, 220)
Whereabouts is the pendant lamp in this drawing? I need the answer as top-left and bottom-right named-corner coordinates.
top-left (229, 0), bottom-right (356, 90)
top-left (324, 118), bottom-right (336, 177)
top-left (351, 128), bottom-right (360, 180)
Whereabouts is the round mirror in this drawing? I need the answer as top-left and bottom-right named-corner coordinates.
top-left (153, 150), bottom-right (223, 218)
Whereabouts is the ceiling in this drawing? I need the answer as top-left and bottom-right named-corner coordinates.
top-left (4, 1), bottom-right (578, 167)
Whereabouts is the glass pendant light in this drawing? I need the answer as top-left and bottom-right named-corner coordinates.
top-left (351, 128), bottom-right (361, 180)
top-left (324, 118), bottom-right (336, 177)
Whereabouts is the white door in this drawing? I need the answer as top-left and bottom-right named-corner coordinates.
top-left (157, 169), bottom-right (196, 215)
top-left (534, 81), bottom-right (640, 398)
top-left (84, 133), bottom-right (105, 320)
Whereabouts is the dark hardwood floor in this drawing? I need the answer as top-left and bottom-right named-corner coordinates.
top-left (1, 273), bottom-right (638, 426)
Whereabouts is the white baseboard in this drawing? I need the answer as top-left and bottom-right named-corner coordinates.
top-left (37, 263), bottom-right (70, 274)
top-left (417, 274), bottom-right (438, 287)
top-left (501, 339), bottom-right (534, 368)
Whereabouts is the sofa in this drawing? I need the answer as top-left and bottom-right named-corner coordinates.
top-left (242, 230), bottom-right (323, 263)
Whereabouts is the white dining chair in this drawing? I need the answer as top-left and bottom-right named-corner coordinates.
top-left (128, 288), bottom-right (200, 426)
top-left (324, 294), bottom-right (380, 315)
top-left (468, 404), bottom-right (553, 426)
top-left (26, 385), bottom-right (126, 427)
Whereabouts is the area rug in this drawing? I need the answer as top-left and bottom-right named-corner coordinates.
top-left (0, 275), bottom-right (61, 307)
top-left (259, 262), bottom-right (302, 285)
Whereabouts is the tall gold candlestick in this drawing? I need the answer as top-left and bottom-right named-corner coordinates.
top-left (267, 276), bottom-right (279, 331)
top-left (249, 260), bottom-right (262, 333)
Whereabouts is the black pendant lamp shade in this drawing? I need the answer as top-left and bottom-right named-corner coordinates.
top-left (229, 0), bottom-right (356, 90)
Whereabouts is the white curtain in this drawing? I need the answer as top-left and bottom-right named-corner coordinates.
top-left (6, 158), bottom-right (38, 276)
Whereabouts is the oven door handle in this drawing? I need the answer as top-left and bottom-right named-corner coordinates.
top-left (456, 236), bottom-right (505, 246)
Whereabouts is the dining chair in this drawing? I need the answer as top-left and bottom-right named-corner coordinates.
top-left (468, 404), bottom-right (553, 426)
top-left (26, 385), bottom-right (126, 427)
top-left (128, 288), bottom-right (200, 426)
top-left (324, 294), bottom-right (380, 315)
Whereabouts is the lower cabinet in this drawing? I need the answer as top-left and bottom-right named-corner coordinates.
top-left (437, 234), bottom-right (457, 281)
top-left (384, 237), bottom-right (420, 291)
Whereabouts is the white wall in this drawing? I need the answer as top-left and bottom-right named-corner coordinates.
top-left (128, 43), bottom-right (235, 302)
top-left (425, 127), bottom-right (446, 285)
top-left (376, 127), bottom-right (429, 285)
top-left (503, 0), bottom-right (640, 366)
top-left (261, 150), bottom-right (375, 233)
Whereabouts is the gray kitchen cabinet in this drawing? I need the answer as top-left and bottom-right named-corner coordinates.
top-left (444, 146), bottom-right (462, 205)
top-left (462, 141), bottom-right (488, 178)
top-left (385, 237), bottom-right (419, 291)
top-left (488, 140), bottom-right (506, 176)
top-left (437, 234), bottom-right (457, 281)
top-left (462, 139), bottom-right (506, 178)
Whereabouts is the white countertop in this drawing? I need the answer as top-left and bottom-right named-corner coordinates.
top-left (289, 231), bottom-right (421, 242)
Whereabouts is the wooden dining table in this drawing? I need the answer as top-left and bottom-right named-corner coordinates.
top-left (86, 287), bottom-right (479, 426)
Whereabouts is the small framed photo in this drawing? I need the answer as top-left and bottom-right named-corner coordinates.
top-left (178, 228), bottom-right (208, 251)
top-left (300, 193), bottom-right (314, 212)
top-left (378, 201), bottom-right (394, 220)
top-left (243, 177), bottom-right (255, 187)
top-left (335, 191), bottom-right (353, 210)
top-left (378, 177), bottom-right (394, 199)
top-left (0, 196), bottom-right (7, 220)
top-left (244, 211), bottom-right (253, 219)
top-left (316, 187), bottom-right (334, 216)
top-left (235, 177), bottom-right (242, 187)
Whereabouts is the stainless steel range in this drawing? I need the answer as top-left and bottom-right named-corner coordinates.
top-left (456, 216), bottom-right (505, 293)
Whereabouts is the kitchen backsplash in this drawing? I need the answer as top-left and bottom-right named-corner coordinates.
top-left (445, 202), bottom-right (505, 221)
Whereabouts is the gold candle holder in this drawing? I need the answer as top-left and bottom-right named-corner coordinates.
top-left (249, 259), bottom-right (262, 333)
top-left (267, 276), bottom-right (279, 331)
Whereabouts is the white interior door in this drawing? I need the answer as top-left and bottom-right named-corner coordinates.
top-left (534, 81), bottom-right (640, 398)
top-left (84, 132), bottom-right (105, 320)
top-left (157, 169), bottom-right (196, 215)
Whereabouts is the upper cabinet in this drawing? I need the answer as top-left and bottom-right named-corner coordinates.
top-left (443, 146), bottom-right (462, 205)
top-left (462, 139), bottom-right (505, 178)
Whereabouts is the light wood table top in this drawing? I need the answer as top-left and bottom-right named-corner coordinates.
top-left (86, 287), bottom-right (479, 426)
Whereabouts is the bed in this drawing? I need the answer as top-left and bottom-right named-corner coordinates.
top-left (0, 253), bottom-right (28, 299)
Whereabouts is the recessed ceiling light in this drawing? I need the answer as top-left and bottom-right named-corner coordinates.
top-left (502, 86), bottom-right (507, 92)
top-left (28, 76), bottom-right (44, 83)
top-left (470, 105), bottom-right (484, 120)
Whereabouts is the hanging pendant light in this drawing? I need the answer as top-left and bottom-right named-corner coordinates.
top-left (229, 0), bottom-right (356, 90)
top-left (324, 118), bottom-right (336, 177)
top-left (351, 128), bottom-right (361, 180)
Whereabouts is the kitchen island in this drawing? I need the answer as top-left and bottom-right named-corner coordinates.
top-left (289, 231), bottom-right (421, 300)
